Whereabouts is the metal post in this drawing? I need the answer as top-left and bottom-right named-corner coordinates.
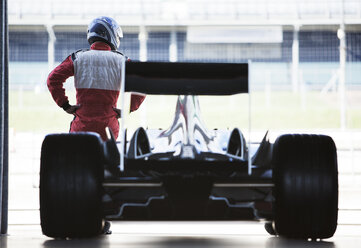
top-left (139, 26), bottom-right (148, 62)
top-left (120, 56), bottom-right (126, 172)
top-left (338, 0), bottom-right (347, 130)
top-left (46, 24), bottom-right (56, 72)
top-left (169, 28), bottom-right (178, 62)
top-left (247, 60), bottom-right (252, 176)
top-left (138, 25), bottom-right (148, 126)
top-left (0, 0), bottom-right (9, 235)
top-left (292, 25), bottom-right (300, 93)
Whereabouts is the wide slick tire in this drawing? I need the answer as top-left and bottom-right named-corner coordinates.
top-left (273, 134), bottom-right (338, 239)
top-left (40, 133), bottom-right (104, 238)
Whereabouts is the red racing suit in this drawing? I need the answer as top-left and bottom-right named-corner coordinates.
top-left (47, 41), bottom-right (145, 140)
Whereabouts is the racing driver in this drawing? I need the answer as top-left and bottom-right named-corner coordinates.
top-left (47, 16), bottom-right (145, 141)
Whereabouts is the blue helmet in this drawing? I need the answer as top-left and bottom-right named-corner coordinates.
top-left (87, 16), bottom-right (123, 50)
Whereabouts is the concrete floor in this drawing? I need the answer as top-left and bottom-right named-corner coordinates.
top-left (1, 222), bottom-right (361, 248)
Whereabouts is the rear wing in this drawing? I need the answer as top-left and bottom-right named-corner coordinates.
top-left (119, 61), bottom-right (249, 171)
top-left (125, 62), bottom-right (248, 95)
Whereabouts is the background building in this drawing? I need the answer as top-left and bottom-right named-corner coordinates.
top-left (8, 0), bottom-right (361, 92)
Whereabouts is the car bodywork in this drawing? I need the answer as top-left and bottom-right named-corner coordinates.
top-left (102, 62), bottom-right (273, 221)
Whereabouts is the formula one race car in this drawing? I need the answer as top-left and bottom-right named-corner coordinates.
top-left (39, 62), bottom-right (338, 239)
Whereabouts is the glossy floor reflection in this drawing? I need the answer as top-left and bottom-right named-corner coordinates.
top-left (1, 222), bottom-right (361, 248)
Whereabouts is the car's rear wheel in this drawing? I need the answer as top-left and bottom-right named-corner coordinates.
top-left (272, 134), bottom-right (338, 239)
top-left (40, 133), bottom-right (104, 238)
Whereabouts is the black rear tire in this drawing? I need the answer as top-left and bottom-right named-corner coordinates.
top-left (273, 134), bottom-right (338, 239)
top-left (40, 133), bottom-right (104, 238)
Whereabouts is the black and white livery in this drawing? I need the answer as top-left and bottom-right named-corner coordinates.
top-left (39, 62), bottom-right (338, 239)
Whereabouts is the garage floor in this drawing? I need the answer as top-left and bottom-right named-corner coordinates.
top-left (1, 221), bottom-right (361, 248)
